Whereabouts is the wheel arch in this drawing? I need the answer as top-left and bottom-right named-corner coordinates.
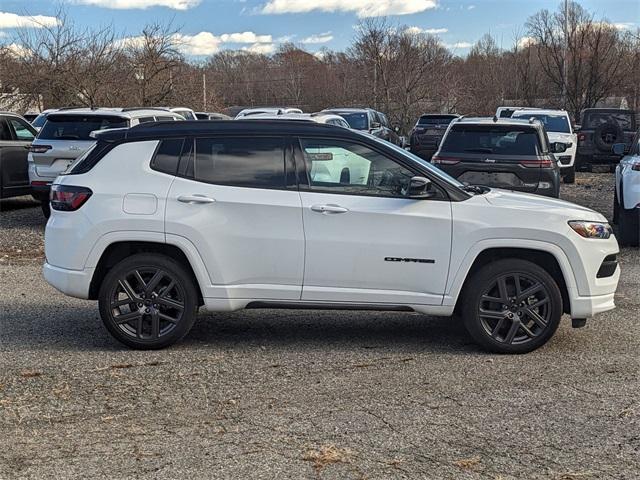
top-left (452, 247), bottom-right (572, 316)
top-left (88, 241), bottom-right (204, 306)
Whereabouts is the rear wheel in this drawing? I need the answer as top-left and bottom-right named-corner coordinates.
top-left (98, 253), bottom-right (198, 349)
top-left (563, 166), bottom-right (575, 184)
top-left (41, 201), bottom-right (51, 219)
top-left (461, 259), bottom-right (562, 354)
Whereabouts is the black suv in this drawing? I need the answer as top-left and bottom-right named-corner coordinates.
top-left (432, 117), bottom-right (565, 198)
top-left (409, 114), bottom-right (459, 160)
top-left (0, 113), bottom-right (37, 199)
top-left (322, 108), bottom-right (402, 146)
top-left (576, 108), bottom-right (637, 170)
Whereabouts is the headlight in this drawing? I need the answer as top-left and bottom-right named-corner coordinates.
top-left (568, 221), bottom-right (613, 239)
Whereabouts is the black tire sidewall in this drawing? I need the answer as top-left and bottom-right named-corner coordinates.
top-left (594, 122), bottom-right (624, 153)
top-left (98, 253), bottom-right (198, 349)
top-left (41, 201), bottom-right (51, 218)
top-left (619, 207), bottom-right (640, 247)
top-left (461, 259), bottom-right (563, 354)
top-left (563, 166), bottom-right (575, 184)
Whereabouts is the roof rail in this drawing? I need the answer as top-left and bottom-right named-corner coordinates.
top-left (121, 107), bottom-right (171, 113)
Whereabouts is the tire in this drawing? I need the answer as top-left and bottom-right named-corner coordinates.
top-left (618, 206), bottom-right (640, 247)
top-left (460, 259), bottom-right (563, 354)
top-left (613, 191), bottom-right (619, 225)
top-left (576, 155), bottom-right (592, 173)
top-left (563, 166), bottom-right (575, 184)
top-left (594, 122), bottom-right (624, 153)
top-left (98, 253), bottom-right (198, 349)
top-left (41, 201), bottom-right (51, 218)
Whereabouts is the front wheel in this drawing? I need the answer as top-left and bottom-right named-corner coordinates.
top-left (98, 253), bottom-right (198, 349)
top-left (461, 259), bottom-right (563, 354)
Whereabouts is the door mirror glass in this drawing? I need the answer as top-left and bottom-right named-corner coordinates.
top-left (612, 143), bottom-right (626, 156)
top-left (405, 176), bottom-right (434, 198)
top-left (551, 142), bottom-right (567, 153)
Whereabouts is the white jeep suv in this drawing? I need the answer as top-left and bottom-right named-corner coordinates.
top-left (43, 120), bottom-right (620, 353)
top-left (511, 109), bottom-right (578, 184)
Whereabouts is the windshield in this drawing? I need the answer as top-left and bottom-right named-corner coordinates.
top-left (335, 112), bottom-right (369, 130)
top-left (441, 125), bottom-right (542, 156)
top-left (32, 113), bottom-right (49, 128)
top-left (417, 115), bottom-right (457, 126)
top-left (583, 112), bottom-right (634, 130)
top-left (512, 113), bottom-right (570, 133)
top-left (39, 115), bottom-right (129, 140)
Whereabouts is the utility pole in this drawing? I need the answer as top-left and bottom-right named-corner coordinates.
top-left (562, 0), bottom-right (568, 108)
top-left (202, 72), bottom-right (207, 111)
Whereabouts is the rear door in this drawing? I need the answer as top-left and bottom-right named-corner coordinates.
top-left (436, 124), bottom-right (543, 193)
top-left (31, 114), bottom-right (128, 181)
top-left (0, 116), bottom-right (35, 198)
top-left (165, 135), bottom-right (305, 301)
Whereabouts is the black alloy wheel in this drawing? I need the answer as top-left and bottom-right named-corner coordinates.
top-left (98, 254), bottom-right (198, 349)
top-left (461, 259), bottom-right (562, 354)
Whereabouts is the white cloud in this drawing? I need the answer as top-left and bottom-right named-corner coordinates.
top-left (467, 5), bottom-right (475, 9)
top-left (445, 41), bottom-right (473, 49)
top-left (612, 22), bottom-right (635, 31)
top-left (242, 42), bottom-right (276, 54)
top-left (219, 32), bottom-right (272, 43)
top-left (173, 32), bottom-right (222, 55)
top-left (405, 26), bottom-right (448, 35)
top-left (2, 42), bottom-right (32, 58)
top-left (300, 31), bottom-right (333, 44)
top-left (0, 12), bottom-right (60, 29)
top-left (516, 36), bottom-right (536, 49)
top-left (261, 0), bottom-right (438, 18)
top-left (72, 0), bottom-right (200, 10)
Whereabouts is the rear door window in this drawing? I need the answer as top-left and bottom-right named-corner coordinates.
top-left (194, 137), bottom-right (286, 188)
top-left (39, 115), bottom-right (129, 140)
top-left (7, 117), bottom-right (36, 141)
top-left (0, 118), bottom-right (13, 140)
top-left (441, 125), bottom-right (541, 156)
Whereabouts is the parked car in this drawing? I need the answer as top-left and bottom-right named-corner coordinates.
top-left (195, 112), bottom-right (231, 120)
top-left (613, 137), bottom-right (640, 246)
top-left (23, 112), bottom-right (40, 123)
top-left (0, 112), bottom-right (37, 199)
top-left (31, 109), bottom-right (57, 132)
top-left (29, 107), bottom-right (184, 217)
top-left (409, 114), bottom-right (460, 160)
top-left (511, 109), bottom-right (577, 184)
top-left (43, 120), bottom-right (619, 353)
top-left (495, 106), bottom-right (537, 119)
top-left (576, 108), bottom-right (637, 171)
top-left (242, 112), bottom-right (351, 128)
top-left (235, 107), bottom-right (303, 119)
top-left (164, 107), bottom-right (197, 120)
top-left (432, 117), bottom-right (564, 198)
top-left (322, 108), bottom-right (402, 146)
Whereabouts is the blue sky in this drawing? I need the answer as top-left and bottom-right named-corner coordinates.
top-left (0, 0), bottom-right (637, 57)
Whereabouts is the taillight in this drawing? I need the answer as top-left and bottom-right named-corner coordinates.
top-left (520, 159), bottom-right (553, 168)
top-left (29, 145), bottom-right (52, 154)
top-left (50, 185), bottom-right (92, 211)
top-left (632, 162), bottom-right (640, 172)
top-left (577, 133), bottom-right (586, 142)
top-left (431, 155), bottom-right (460, 165)
top-left (31, 181), bottom-right (50, 187)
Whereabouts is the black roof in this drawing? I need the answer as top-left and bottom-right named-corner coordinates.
top-left (94, 119), bottom-right (364, 143)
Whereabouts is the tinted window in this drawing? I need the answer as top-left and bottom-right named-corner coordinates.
top-left (195, 137), bottom-right (285, 188)
top-left (138, 117), bottom-right (156, 123)
top-left (39, 115), bottom-right (128, 140)
top-left (175, 110), bottom-right (196, 120)
top-left (155, 116), bottom-right (178, 122)
top-left (152, 138), bottom-right (185, 175)
top-left (441, 125), bottom-right (541, 156)
top-left (300, 138), bottom-right (414, 197)
top-left (584, 112), bottom-right (634, 130)
top-left (0, 119), bottom-right (12, 140)
top-left (7, 117), bottom-right (36, 141)
top-left (512, 113), bottom-right (570, 133)
top-left (31, 113), bottom-right (49, 128)
top-left (335, 113), bottom-right (369, 130)
top-left (417, 115), bottom-right (457, 125)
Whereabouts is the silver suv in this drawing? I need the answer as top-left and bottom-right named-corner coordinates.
top-left (29, 107), bottom-right (184, 217)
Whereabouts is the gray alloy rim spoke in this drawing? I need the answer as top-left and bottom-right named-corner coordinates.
top-left (523, 307), bottom-right (548, 328)
top-left (504, 320), bottom-right (520, 344)
top-left (145, 270), bottom-right (164, 295)
top-left (529, 297), bottom-right (549, 309)
top-left (158, 297), bottom-right (184, 311)
top-left (119, 279), bottom-right (140, 302)
top-left (520, 322), bottom-right (537, 338)
top-left (517, 283), bottom-right (544, 302)
top-left (513, 273), bottom-right (522, 298)
top-left (136, 315), bottom-right (143, 338)
top-left (497, 277), bottom-right (509, 302)
top-left (133, 270), bottom-right (147, 290)
top-left (479, 308), bottom-right (506, 320)
top-left (151, 310), bottom-right (160, 339)
top-left (160, 280), bottom-right (176, 298)
top-left (111, 298), bottom-right (134, 308)
top-left (481, 294), bottom-right (504, 304)
top-left (490, 317), bottom-right (506, 338)
top-left (159, 312), bottom-right (179, 324)
top-left (115, 310), bottom-right (142, 324)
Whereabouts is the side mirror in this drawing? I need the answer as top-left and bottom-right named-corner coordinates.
top-left (370, 121), bottom-right (381, 129)
top-left (406, 176), bottom-right (434, 198)
top-left (551, 142), bottom-right (567, 153)
top-left (612, 143), bottom-right (626, 156)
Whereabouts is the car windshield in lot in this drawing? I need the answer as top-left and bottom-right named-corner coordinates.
top-left (417, 115), bottom-right (457, 125)
top-left (583, 112), bottom-right (634, 130)
top-left (440, 125), bottom-right (542, 156)
top-left (336, 113), bottom-right (369, 130)
top-left (512, 113), bottom-right (570, 133)
top-left (39, 114), bottom-right (128, 140)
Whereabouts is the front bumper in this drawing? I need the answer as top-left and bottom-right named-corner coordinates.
top-left (43, 262), bottom-right (93, 299)
top-left (570, 291), bottom-right (616, 318)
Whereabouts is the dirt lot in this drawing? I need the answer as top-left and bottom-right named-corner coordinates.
top-left (1, 173), bottom-right (638, 479)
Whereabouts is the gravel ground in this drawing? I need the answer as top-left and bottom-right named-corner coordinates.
top-left (1, 173), bottom-right (638, 479)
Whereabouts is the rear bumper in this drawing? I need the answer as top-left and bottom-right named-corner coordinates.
top-left (43, 262), bottom-right (93, 299)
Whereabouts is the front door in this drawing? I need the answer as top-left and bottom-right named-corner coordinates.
top-left (296, 138), bottom-right (452, 305)
top-left (0, 117), bottom-right (35, 198)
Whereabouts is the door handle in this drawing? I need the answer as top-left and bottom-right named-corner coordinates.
top-left (310, 204), bottom-right (349, 214)
top-left (177, 194), bottom-right (216, 204)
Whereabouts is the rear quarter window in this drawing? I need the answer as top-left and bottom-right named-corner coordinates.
top-left (151, 138), bottom-right (186, 175)
top-left (441, 125), bottom-right (542, 156)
